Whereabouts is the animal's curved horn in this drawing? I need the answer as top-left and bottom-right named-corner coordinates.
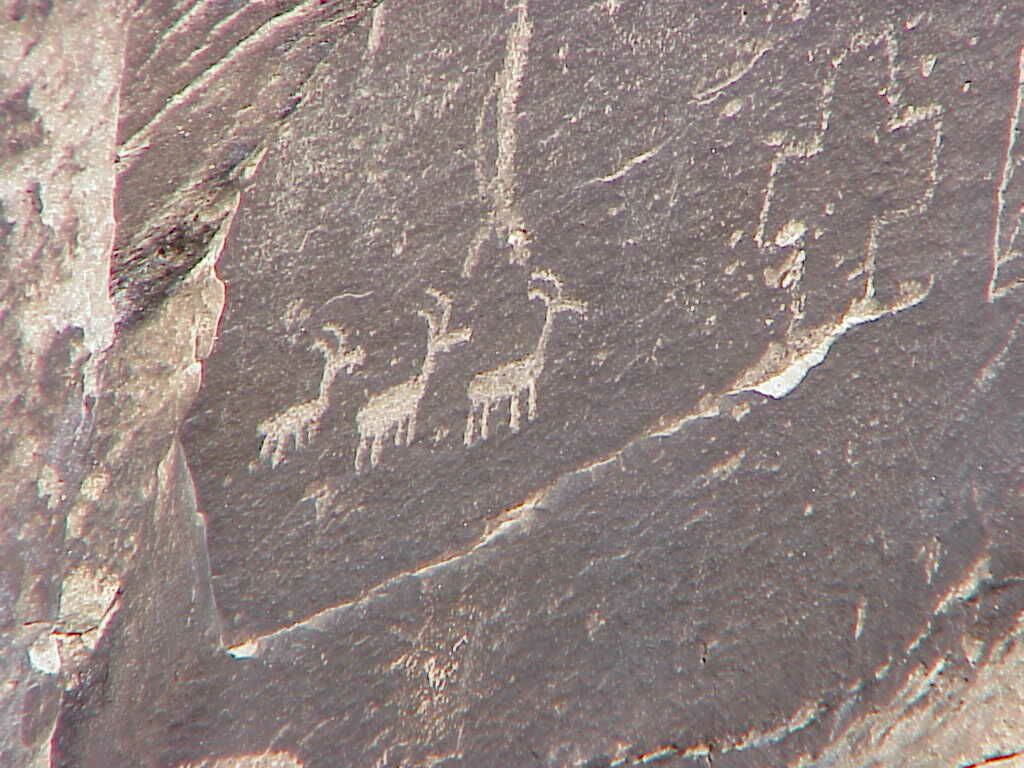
top-left (530, 269), bottom-right (563, 298)
top-left (425, 288), bottom-right (453, 331)
top-left (320, 323), bottom-right (347, 345)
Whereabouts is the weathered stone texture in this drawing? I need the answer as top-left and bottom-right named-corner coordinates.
top-left (2, 1), bottom-right (1023, 767)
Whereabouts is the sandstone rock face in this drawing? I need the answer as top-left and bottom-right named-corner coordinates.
top-left (2, 2), bottom-right (1022, 767)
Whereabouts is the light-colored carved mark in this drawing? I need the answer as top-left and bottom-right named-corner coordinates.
top-left (226, 494), bottom-right (538, 658)
top-left (732, 276), bottom-right (933, 399)
top-left (258, 326), bottom-right (365, 468)
top-left (465, 270), bottom-right (585, 445)
top-left (751, 24), bottom-right (942, 341)
top-left (177, 4), bottom-right (265, 76)
top-left (754, 27), bottom-right (909, 249)
top-left (853, 597), bottom-right (868, 640)
top-left (989, 45), bottom-right (1024, 302)
top-left (691, 43), bottom-right (771, 105)
top-left (919, 536), bottom-right (943, 584)
top-left (119, 2), bottom-right (365, 158)
top-left (355, 291), bottom-right (471, 471)
top-left (463, 1), bottom-right (533, 276)
top-left (365, 3), bottom-right (386, 57)
top-left (301, 482), bottom-right (338, 523)
top-left (707, 450), bottom-right (746, 482)
top-left (791, 0), bottom-right (812, 22)
top-left (589, 142), bottom-right (667, 185)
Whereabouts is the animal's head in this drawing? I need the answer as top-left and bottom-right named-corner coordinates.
top-left (529, 270), bottom-right (587, 317)
top-left (421, 289), bottom-right (472, 352)
top-left (318, 324), bottom-right (366, 371)
top-left (345, 346), bottom-right (368, 371)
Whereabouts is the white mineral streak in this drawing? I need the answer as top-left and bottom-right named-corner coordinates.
top-left (989, 45), bottom-right (1024, 301)
top-left (735, 282), bottom-right (932, 400)
top-left (178, 752), bottom-right (303, 768)
top-left (1, 4), bottom-right (125, 767)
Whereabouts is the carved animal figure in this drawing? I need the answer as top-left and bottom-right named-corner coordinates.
top-left (464, 270), bottom-right (585, 445)
top-left (355, 290), bottom-right (471, 472)
top-left (259, 325), bottom-right (365, 468)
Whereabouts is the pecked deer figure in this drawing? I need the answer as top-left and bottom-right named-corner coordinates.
top-left (258, 325), bottom-right (366, 468)
top-left (464, 270), bottom-right (585, 445)
top-left (355, 289), bottom-right (471, 472)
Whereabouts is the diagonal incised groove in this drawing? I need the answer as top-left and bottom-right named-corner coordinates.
top-left (226, 492), bottom-right (541, 658)
top-left (119, 1), bottom-right (379, 157)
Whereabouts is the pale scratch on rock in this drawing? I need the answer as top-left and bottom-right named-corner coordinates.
top-left (989, 44), bottom-right (1024, 301)
top-left (707, 449), bottom-right (746, 482)
top-left (904, 552), bottom-right (992, 659)
top-left (648, 395), bottom-right (722, 439)
top-left (729, 701), bottom-right (824, 753)
top-left (178, 3), bottom-right (262, 74)
top-left (365, 3), bottom-right (386, 57)
top-left (145, 0), bottom-right (219, 69)
top-left (933, 555), bottom-right (991, 618)
top-left (463, 0), bottom-right (533, 276)
top-left (791, 0), bottom-right (812, 22)
top-left (225, 494), bottom-right (540, 658)
top-left (692, 44), bottom-right (771, 105)
top-left (854, 597), bottom-right (867, 640)
top-left (588, 142), bottom-right (666, 184)
top-left (968, 317), bottom-right (1021, 397)
top-left (120, 2), bottom-right (366, 157)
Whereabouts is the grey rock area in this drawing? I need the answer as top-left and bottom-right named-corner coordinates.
top-left (2, 1), bottom-right (1023, 767)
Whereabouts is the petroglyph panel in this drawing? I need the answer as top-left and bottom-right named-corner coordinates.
top-left (125, 2), bottom-right (1024, 766)
top-left (179, 0), bottom-right (1021, 645)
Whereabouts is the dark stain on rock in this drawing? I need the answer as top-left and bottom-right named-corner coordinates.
top-left (4, 0), bottom-right (52, 23)
top-left (0, 85), bottom-right (44, 161)
top-left (109, 212), bottom-right (225, 327)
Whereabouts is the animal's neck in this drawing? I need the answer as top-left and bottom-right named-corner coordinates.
top-left (315, 354), bottom-right (337, 402)
top-left (531, 309), bottom-right (556, 363)
top-left (417, 347), bottom-right (437, 384)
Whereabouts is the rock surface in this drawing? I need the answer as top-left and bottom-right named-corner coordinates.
top-left (2, 1), bottom-right (1022, 767)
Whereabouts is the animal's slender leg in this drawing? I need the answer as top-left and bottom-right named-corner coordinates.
top-left (527, 379), bottom-right (537, 420)
top-left (406, 411), bottom-right (417, 445)
top-left (509, 393), bottom-right (521, 432)
top-left (481, 401), bottom-right (492, 440)
top-left (355, 437), bottom-right (368, 473)
top-left (370, 433), bottom-right (383, 468)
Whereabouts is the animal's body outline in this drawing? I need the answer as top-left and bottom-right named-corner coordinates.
top-left (258, 325), bottom-right (365, 467)
top-left (355, 290), bottom-right (471, 472)
top-left (465, 270), bottom-right (585, 445)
